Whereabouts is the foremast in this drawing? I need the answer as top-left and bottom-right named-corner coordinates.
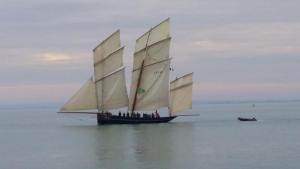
top-left (93, 30), bottom-right (129, 112)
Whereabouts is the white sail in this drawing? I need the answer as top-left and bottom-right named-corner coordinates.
top-left (61, 78), bottom-right (97, 111)
top-left (129, 18), bottom-right (171, 111)
top-left (170, 73), bottom-right (193, 113)
top-left (93, 30), bottom-right (129, 111)
top-left (133, 37), bottom-right (171, 70)
top-left (95, 81), bottom-right (103, 109)
top-left (102, 68), bottom-right (129, 110)
top-left (129, 60), bottom-right (171, 111)
top-left (93, 30), bottom-right (121, 63)
top-left (135, 18), bottom-right (170, 52)
top-left (94, 47), bottom-right (124, 81)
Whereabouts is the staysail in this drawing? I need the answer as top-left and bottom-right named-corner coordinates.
top-left (129, 18), bottom-right (171, 111)
top-left (93, 30), bottom-right (129, 111)
top-left (60, 77), bottom-right (97, 111)
top-left (170, 73), bottom-right (193, 113)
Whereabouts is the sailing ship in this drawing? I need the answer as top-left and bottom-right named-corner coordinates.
top-left (59, 18), bottom-right (194, 125)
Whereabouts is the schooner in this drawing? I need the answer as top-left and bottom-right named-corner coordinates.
top-left (59, 18), bottom-right (194, 124)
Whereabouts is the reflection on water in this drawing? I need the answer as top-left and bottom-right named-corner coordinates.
top-left (74, 123), bottom-right (196, 169)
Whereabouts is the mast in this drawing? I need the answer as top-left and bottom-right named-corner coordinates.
top-left (132, 60), bottom-right (144, 113)
top-left (131, 27), bottom-right (152, 113)
top-left (129, 18), bottom-right (171, 112)
top-left (93, 30), bottom-right (129, 112)
top-left (101, 66), bottom-right (104, 112)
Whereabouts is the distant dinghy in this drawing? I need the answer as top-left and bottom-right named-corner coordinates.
top-left (238, 117), bottom-right (257, 121)
top-left (58, 18), bottom-right (194, 125)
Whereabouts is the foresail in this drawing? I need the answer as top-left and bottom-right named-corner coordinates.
top-left (170, 73), bottom-right (193, 113)
top-left (60, 78), bottom-right (97, 111)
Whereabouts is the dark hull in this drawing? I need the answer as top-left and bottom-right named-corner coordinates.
top-left (238, 117), bottom-right (257, 121)
top-left (97, 115), bottom-right (177, 125)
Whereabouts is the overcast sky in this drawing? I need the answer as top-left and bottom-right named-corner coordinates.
top-left (0, 0), bottom-right (300, 104)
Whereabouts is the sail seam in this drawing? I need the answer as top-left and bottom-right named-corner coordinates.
top-left (134, 37), bottom-right (171, 55)
top-left (170, 73), bottom-right (194, 83)
top-left (94, 46), bottom-right (124, 66)
top-left (132, 58), bottom-right (171, 72)
top-left (95, 67), bottom-right (125, 83)
top-left (136, 18), bottom-right (170, 43)
top-left (135, 60), bottom-right (170, 104)
top-left (170, 82), bottom-right (193, 91)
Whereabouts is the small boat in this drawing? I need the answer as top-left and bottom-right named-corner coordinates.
top-left (238, 117), bottom-right (257, 121)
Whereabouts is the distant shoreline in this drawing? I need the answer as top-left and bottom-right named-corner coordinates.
top-left (197, 99), bottom-right (300, 105)
top-left (1, 99), bottom-right (300, 109)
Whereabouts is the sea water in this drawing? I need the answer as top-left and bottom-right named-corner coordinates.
top-left (0, 102), bottom-right (299, 169)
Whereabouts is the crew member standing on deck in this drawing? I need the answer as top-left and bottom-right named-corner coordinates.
top-left (155, 110), bottom-right (160, 118)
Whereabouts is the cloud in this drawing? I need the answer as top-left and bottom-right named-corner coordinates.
top-left (194, 82), bottom-right (300, 101)
top-left (0, 83), bottom-right (81, 104)
top-left (171, 22), bottom-right (300, 61)
top-left (38, 53), bottom-right (72, 62)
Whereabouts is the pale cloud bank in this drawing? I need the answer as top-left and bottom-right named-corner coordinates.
top-left (171, 22), bottom-right (300, 62)
top-left (0, 83), bottom-right (80, 104)
top-left (39, 53), bottom-right (72, 62)
top-left (194, 82), bottom-right (300, 101)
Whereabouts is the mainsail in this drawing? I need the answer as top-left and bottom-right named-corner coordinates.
top-left (93, 30), bottom-right (129, 111)
top-left (170, 73), bottom-right (193, 113)
top-left (129, 18), bottom-right (171, 111)
top-left (60, 77), bottom-right (97, 111)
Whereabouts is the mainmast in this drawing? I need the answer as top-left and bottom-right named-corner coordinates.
top-left (129, 18), bottom-right (171, 112)
top-left (131, 27), bottom-right (152, 113)
top-left (131, 60), bottom-right (144, 113)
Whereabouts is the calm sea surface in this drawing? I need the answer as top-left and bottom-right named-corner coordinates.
top-left (1, 102), bottom-right (300, 169)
